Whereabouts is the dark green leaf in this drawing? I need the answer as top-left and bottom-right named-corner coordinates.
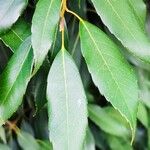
top-left (0, 37), bottom-right (33, 125)
top-left (1, 19), bottom-right (30, 52)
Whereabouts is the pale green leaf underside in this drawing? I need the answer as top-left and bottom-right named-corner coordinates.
top-left (47, 49), bottom-right (87, 150)
top-left (31, 0), bottom-right (61, 73)
top-left (18, 131), bottom-right (40, 150)
top-left (91, 0), bottom-right (150, 63)
top-left (0, 37), bottom-right (33, 125)
top-left (0, 0), bottom-right (28, 34)
top-left (79, 21), bottom-right (138, 141)
top-left (1, 19), bottom-right (30, 52)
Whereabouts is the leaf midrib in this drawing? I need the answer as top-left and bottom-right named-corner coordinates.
top-left (62, 50), bottom-right (69, 149)
top-left (82, 22), bottom-right (134, 127)
top-left (0, 45), bottom-right (31, 106)
top-left (35, 0), bottom-right (54, 53)
top-left (102, 0), bottom-right (142, 49)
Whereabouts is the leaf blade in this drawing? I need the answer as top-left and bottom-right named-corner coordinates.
top-left (47, 49), bottom-right (87, 150)
top-left (79, 21), bottom-right (139, 141)
top-left (0, 0), bottom-right (28, 34)
top-left (31, 0), bottom-right (61, 73)
top-left (0, 37), bottom-right (33, 125)
top-left (91, 0), bottom-right (150, 63)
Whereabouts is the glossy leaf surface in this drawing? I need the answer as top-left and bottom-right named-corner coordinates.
top-left (91, 0), bottom-right (150, 63)
top-left (1, 19), bottom-right (30, 52)
top-left (80, 21), bottom-right (138, 141)
top-left (0, 37), bottom-right (33, 125)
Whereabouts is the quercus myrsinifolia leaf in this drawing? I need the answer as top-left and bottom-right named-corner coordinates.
top-left (0, 0), bottom-right (28, 35)
top-left (1, 19), bottom-right (30, 52)
top-left (91, 0), bottom-right (150, 63)
top-left (0, 37), bottom-right (33, 126)
top-left (31, 0), bottom-right (61, 73)
top-left (79, 21), bottom-right (139, 142)
top-left (47, 49), bottom-right (87, 150)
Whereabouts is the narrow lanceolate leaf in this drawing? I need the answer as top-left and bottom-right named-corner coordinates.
top-left (91, 0), bottom-right (150, 63)
top-left (80, 21), bottom-right (138, 142)
top-left (0, 0), bottom-right (28, 34)
top-left (47, 49), bottom-right (87, 150)
top-left (1, 19), bottom-right (30, 52)
top-left (0, 37), bottom-right (33, 125)
top-left (31, 0), bottom-right (61, 73)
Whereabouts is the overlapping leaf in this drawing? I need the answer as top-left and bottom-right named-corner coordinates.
top-left (47, 49), bottom-right (87, 150)
top-left (80, 21), bottom-right (138, 141)
top-left (91, 0), bottom-right (150, 63)
top-left (0, 0), bottom-right (28, 34)
top-left (31, 0), bottom-right (61, 73)
top-left (1, 19), bottom-right (30, 52)
top-left (0, 37), bottom-right (33, 125)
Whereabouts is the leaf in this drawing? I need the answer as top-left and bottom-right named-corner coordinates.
top-left (0, 37), bottom-right (33, 125)
top-left (18, 131), bottom-right (40, 150)
top-left (31, 0), bottom-right (61, 73)
top-left (91, 0), bottom-right (150, 63)
top-left (0, 0), bottom-right (28, 35)
top-left (0, 144), bottom-right (11, 150)
top-left (1, 18), bottom-right (30, 52)
top-left (84, 128), bottom-right (95, 150)
top-left (79, 21), bottom-right (139, 142)
top-left (88, 105), bottom-right (129, 138)
top-left (137, 102), bottom-right (148, 128)
top-left (47, 49), bottom-right (87, 150)
top-left (38, 140), bottom-right (53, 150)
top-left (127, 0), bottom-right (146, 30)
top-left (107, 135), bottom-right (132, 150)
top-left (0, 127), bottom-right (6, 143)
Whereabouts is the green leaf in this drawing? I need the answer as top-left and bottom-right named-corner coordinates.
top-left (88, 105), bottom-right (129, 138)
top-left (1, 19), bottom-right (30, 52)
top-left (37, 140), bottom-right (53, 150)
top-left (91, 0), bottom-right (150, 63)
top-left (127, 0), bottom-right (146, 30)
top-left (0, 144), bottom-right (11, 150)
top-left (0, 37), bottom-right (33, 125)
top-left (79, 21), bottom-right (139, 142)
top-left (18, 131), bottom-right (40, 150)
top-left (107, 135), bottom-right (132, 150)
top-left (84, 128), bottom-right (95, 150)
top-left (47, 49), bottom-right (87, 150)
top-left (31, 0), bottom-right (61, 73)
top-left (137, 102), bottom-right (148, 128)
top-left (0, 0), bottom-right (28, 34)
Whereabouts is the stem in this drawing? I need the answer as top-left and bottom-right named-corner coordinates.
top-left (60, 0), bottom-right (84, 49)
